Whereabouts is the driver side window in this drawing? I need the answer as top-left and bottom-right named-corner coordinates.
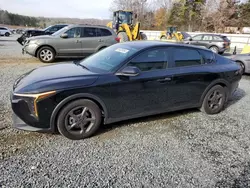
top-left (127, 48), bottom-right (168, 72)
top-left (64, 27), bottom-right (81, 38)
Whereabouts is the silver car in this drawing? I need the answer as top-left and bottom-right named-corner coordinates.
top-left (231, 53), bottom-right (250, 74)
top-left (22, 24), bottom-right (119, 63)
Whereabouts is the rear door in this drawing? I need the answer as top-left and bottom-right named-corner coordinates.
top-left (55, 27), bottom-right (82, 56)
top-left (80, 27), bottom-right (105, 56)
top-left (170, 47), bottom-right (215, 107)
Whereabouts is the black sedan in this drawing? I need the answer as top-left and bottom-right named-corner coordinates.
top-left (11, 41), bottom-right (242, 140)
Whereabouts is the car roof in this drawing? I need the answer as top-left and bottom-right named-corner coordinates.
top-left (121, 40), bottom-right (213, 52)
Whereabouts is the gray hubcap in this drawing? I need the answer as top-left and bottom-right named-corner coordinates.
top-left (208, 90), bottom-right (223, 110)
top-left (65, 106), bottom-right (96, 136)
top-left (40, 49), bottom-right (53, 61)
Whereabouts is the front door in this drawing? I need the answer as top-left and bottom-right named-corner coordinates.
top-left (55, 27), bottom-right (82, 57)
top-left (189, 34), bottom-right (204, 47)
top-left (106, 47), bottom-right (174, 119)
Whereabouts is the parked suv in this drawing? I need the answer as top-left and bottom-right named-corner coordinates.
top-left (17, 24), bottom-right (68, 45)
top-left (184, 34), bottom-right (231, 54)
top-left (0, 27), bottom-right (11, 36)
top-left (22, 24), bottom-right (120, 63)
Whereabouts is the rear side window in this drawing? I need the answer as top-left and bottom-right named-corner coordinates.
top-left (213, 36), bottom-right (223, 41)
top-left (99, 28), bottom-right (112, 36)
top-left (173, 48), bottom-right (203, 67)
top-left (222, 36), bottom-right (230, 42)
top-left (200, 50), bottom-right (215, 64)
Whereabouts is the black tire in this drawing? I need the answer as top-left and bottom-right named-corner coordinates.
top-left (5, 32), bottom-right (10, 37)
top-left (118, 32), bottom-right (129, 42)
top-left (200, 85), bottom-right (227, 114)
top-left (209, 46), bottom-right (219, 54)
top-left (140, 32), bottom-right (147, 40)
top-left (37, 46), bottom-right (55, 63)
top-left (218, 51), bottom-right (224, 55)
top-left (160, 35), bottom-right (167, 39)
top-left (57, 99), bottom-right (102, 140)
top-left (236, 61), bottom-right (245, 74)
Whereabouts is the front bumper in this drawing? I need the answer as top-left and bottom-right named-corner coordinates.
top-left (12, 113), bottom-right (52, 133)
top-left (22, 43), bottom-right (38, 56)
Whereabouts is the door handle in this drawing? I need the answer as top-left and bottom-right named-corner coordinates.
top-left (98, 39), bottom-right (104, 42)
top-left (76, 40), bottom-right (81, 43)
top-left (156, 77), bottom-right (172, 82)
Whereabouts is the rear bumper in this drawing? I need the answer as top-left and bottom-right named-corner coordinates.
top-left (12, 113), bottom-right (53, 133)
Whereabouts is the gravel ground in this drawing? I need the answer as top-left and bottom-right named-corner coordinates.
top-left (1, 39), bottom-right (250, 187)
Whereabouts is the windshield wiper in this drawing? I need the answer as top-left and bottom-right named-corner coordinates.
top-left (73, 61), bottom-right (90, 70)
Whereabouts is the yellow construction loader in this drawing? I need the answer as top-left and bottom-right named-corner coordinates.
top-left (159, 26), bottom-right (190, 42)
top-left (107, 10), bottom-right (147, 42)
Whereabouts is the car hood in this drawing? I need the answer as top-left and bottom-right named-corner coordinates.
top-left (28, 35), bottom-right (55, 40)
top-left (13, 62), bottom-right (99, 94)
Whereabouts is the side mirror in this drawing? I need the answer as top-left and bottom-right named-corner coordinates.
top-left (60, 33), bottom-right (68, 38)
top-left (116, 66), bottom-right (140, 77)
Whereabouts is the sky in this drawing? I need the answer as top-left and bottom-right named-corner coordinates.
top-left (0, 0), bottom-right (113, 19)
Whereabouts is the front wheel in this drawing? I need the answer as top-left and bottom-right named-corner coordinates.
top-left (37, 46), bottom-right (55, 63)
top-left (57, 99), bottom-right (102, 140)
top-left (5, 32), bottom-right (10, 37)
top-left (200, 85), bottom-right (227, 114)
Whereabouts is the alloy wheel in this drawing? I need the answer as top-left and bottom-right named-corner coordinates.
top-left (207, 90), bottom-right (223, 111)
top-left (40, 49), bottom-right (53, 62)
top-left (65, 106), bottom-right (96, 136)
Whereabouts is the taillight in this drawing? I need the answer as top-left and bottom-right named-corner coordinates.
top-left (115, 37), bottom-right (120, 42)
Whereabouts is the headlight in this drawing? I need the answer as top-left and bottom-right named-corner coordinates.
top-left (29, 40), bottom-right (37, 45)
top-left (14, 91), bottom-right (56, 117)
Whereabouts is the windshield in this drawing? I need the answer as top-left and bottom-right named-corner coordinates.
top-left (52, 26), bottom-right (69, 36)
top-left (118, 12), bottom-right (132, 25)
top-left (42, 25), bottom-right (52, 31)
top-left (79, 44), bottom-right (139, 73)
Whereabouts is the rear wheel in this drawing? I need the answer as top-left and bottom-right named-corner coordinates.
top-left (37, 46), bottom-right (55, 63)
top-left (200, 85), bottom-right (226, 114)
top-left (209, 46), bottom-right (219, 54)
top-left (5, 32), bottom-right (10, 37)
top-left (57, 99), bottom-right (102, 140)
top-left (118, 32), bottom-right (129, 42)
top-left (160, 35), bottom-right (167, 39)
top-left (140, 32), bottom-right (147, 40)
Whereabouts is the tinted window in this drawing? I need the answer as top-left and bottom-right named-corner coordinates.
top-left (100, 28), bottom-right (112, 36)
top-left (0, 27), bottom-right (7, 30)
top-left (192, 35), bottom-right (203, 41)
top-left (200, 50), bottom-right (215, 64)
top-left (64, 27), bottom-right (81, 38)
top-left (203, 35), bottom-right (213, 40)
top-left (213, 36), bottom-right (223, 41)
top-left (83, 27), bottom-right (96, 37)
top-left (127, 48), bottom-right (168, 71)
top-left (222, 36), bottom-right (230, 42)
top-left (80, 44), bottom-right (139, 72)
top-left (174, 48), bottom-right (203, 67)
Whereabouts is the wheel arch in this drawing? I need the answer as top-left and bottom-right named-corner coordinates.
top-left (199, 79), bottom-right (230, 106)
top-left (50, 93), bottom-right (108, 132)
top-left (35, 45), bottom-right (57, 57)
